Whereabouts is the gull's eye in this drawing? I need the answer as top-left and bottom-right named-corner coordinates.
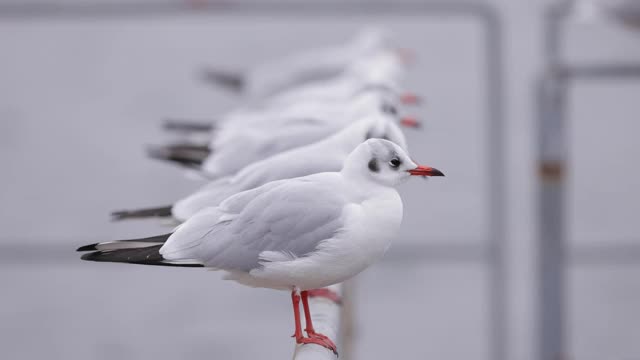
top-left (381, 104), bottom-right (398, 115)
top-left (389, 158), bottom-right (401, 168)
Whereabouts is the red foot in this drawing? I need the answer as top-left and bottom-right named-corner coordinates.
top-left (306, 330), bottom-right (331, 342)
top-left (307, 288), bottom-right (342, 305)
top-left (296, 333), bottom-right (338, 356)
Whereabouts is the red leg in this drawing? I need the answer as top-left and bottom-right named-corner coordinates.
top-left (301, 290), bottom-right (316, 334)
top-left (300, 290), bottom-right (338, 355)
top-left (291, 290), bottom-right (304, 340)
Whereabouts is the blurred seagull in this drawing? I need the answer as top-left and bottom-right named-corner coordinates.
top-left (78, 139), bottom-right (444, 355)
top-left (113, 113), bottom-right (407, 222)
top-left (161, 84), bottom-right (420, 135)
top-left (261, 48), bottom-right (406, 108)
top-left (162, 49), bottom-right (418, 140)
top-left (202, 27), bottom-right (408, 99)
top-left (149, 88), bottom-right (418, 178)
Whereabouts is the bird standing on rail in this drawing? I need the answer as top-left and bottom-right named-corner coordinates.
top-left (78, 139), bottom-right (444, 355)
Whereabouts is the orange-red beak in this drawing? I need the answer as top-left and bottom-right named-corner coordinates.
top-left (400, 116), bottom-right (421, 128)
top-left (407, 165), bottom-right (444, 177)
top-left (400, 93), bottom-right (421, 105)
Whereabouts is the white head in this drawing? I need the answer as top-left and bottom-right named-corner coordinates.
top-left (349, 27), bottom-right (393, 56)
top-left (347, 88), bottom-right (422, 131)
top-left (347, 49), bottom-right (405, 88)
top-left (341, 139), bottom-right (444, 187)
top-left (357, 113), bottom-right (408, 151)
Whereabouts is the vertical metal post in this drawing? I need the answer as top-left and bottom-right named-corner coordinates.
top-left (537, 2), bottom-right (571, 360)
top-left (537, 71), bottom-right (569, 360)
top-left (483, 8), bottom-right (507, 360)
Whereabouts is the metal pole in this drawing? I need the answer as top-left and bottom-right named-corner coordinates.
top-left (536, 71), bottom-right (569, 360)
top-left (537, 3), bottom-right (571, 359)
top-left (482, 7), bottom-right (507, 360)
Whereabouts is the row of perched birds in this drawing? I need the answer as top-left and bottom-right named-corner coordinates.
top-left (77, 28), bottom-right (444, 356)
top-left (113, 28), bottom-right (421, 223)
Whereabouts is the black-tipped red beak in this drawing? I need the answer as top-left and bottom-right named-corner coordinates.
top-left (408, 165), bottom-right (444, 177)
top-left (400, 93), bottom-right (421, 105)
top-left (399, 116), bottom-right (421, 128)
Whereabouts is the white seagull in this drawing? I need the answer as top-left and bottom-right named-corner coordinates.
top-left (150, 88), bottom-right (414, 178)
top-left (78, 139), bottom-right (444, 355)
top-left (159, 48), bottom-right (419, 138)
top-left (159, 83), bottom-right (420, 136)
top-left (113, 113), bottom-right (407, 222)
top-left (261, 48), bottom-right (406, 108)
top-left (203, 27), bottom-right (401, 99)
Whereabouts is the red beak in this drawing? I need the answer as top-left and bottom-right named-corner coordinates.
top-left (394, 47), bottom-right (417, 64)
top-left (407, 165), bottom-right (444, 177)
top-left (400, 93), bottom-right (421, 105)
top-left (400, 116), bottom-right (421, 128)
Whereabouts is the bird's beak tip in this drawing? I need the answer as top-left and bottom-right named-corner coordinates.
top-left (408, 165), bottom-right (444, 177)
top-left (399, 117), bottom-right (421, 129)
top-left (400, 93), bottom-right (421, 105)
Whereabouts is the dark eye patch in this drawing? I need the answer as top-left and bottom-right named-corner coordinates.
top-left (381, 103), bottom-right (398, 115)
top-left (368, 158), bottom-right (379, 172)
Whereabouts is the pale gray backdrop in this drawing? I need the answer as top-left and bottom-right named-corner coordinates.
top-left (0, 1), bottom-right (639, 360)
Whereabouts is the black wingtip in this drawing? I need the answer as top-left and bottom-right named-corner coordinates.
top-left (77, 243), bottom-right (98, 252)
top-left (146, 144), bottom-right (209, 169)
top-left (110, 211), bottom-right (128, 221)
top-left (163, 119), bottom-right (215, 133)
top-left (110, 205), bottom-right (173, 221)
top-left (80, 248), bottom-right (205, 267)
top-left (201, 68), bottom-right (245, 92)
top-left (80, 251), bottom-right (100, 260)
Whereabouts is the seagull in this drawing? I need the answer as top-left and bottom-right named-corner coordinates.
top-left (202, 27), bottom-right (401, 99)
top-left (150, 88), bottom-right (417, 178)
top-left (113, 113), bottom-right (408, 222)
top-left (158, 83), bottom-right (420, 136)
top-left (156, 49), bottom-right (417, 143)
top-left (77, 139), bottom-right (444, 355)
top-left (260, 49), bottom-right (406, 108)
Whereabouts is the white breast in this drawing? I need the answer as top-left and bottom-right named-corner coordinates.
top-left (341, 188), bottom-right (403, 269)
top-left (240, 188), bottom-right (403, 291)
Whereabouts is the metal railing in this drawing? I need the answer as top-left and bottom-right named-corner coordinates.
top-left (537, 2), bottom-right (640, 359)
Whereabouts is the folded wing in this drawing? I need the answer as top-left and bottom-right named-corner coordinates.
top-left (160, 175), bottom-right (348, 272)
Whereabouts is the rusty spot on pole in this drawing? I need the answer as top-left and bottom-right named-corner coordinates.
top-left (539, 161), bottom-right (564, 180)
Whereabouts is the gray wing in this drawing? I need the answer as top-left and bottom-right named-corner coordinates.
top-left (197, 177), bottom-right (348, 271)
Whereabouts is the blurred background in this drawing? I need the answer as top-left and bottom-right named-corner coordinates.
top-left (0, 0), bottom-right (639, 359)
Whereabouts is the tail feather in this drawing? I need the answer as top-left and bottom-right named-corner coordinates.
top-left (163, 119), bottom-right (214, 133)
top-left (77, 233), bottom-right (203, 267)
top-left (201, 68), bottom-right (245, 92)
top-left (147, 143), bottom-right (211, 169)
top-left (111, 205), bottom-right (173, 221)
